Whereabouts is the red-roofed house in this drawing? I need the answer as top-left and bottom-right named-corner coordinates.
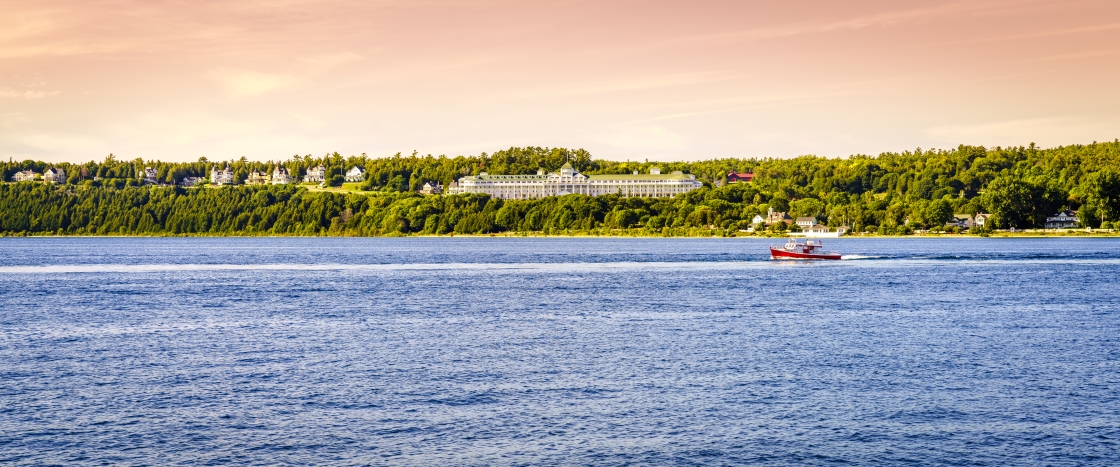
top-left (727, 171), bottom-right (754, 183)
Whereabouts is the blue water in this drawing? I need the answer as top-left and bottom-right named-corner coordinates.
top-left (1, 237), bottom-right (1118, 465)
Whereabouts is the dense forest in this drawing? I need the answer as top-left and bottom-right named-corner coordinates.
top-left (3, 142), bottom-right (1120, 236)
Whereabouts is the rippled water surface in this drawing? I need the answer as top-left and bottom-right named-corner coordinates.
top-left (2, 237), bottom-right (1119, 465)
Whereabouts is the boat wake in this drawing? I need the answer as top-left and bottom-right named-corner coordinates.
top-left (0, 261), bottom-right (770, 275)
top-left (840, 255), bottom-right (883, 260)
top-left (4, 257), bottom-right (1120, 275)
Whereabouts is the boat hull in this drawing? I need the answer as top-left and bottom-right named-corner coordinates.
top-left (770, 247), bottom-right (842, 260)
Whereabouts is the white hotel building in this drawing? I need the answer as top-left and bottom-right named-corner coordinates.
top-left (449, 163), bottom-right (702, 199)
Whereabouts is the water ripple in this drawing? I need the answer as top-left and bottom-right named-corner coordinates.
top-left (1, 237), bottom-right (1118, 466)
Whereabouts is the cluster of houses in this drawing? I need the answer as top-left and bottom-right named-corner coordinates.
top-left (945, 213), bottom-right (989, 229)
top-left (10, 167), bottom-right (66, 183)
top-left (935, 211), bottom-right (1078, 230)
top-left (750, 208), bottom-right (850, 237)
top-left (747, 207), bottom-right (1083, 234)
top-left (211, 164), bottom-right (296, 186)
top-left (745, 207), bottom-right (1085, 233)
top-left (197, 164), bottom-right (448, 195)
top-left (204, 165), bottom-right (368, 186)
top-left (6, 164), bottom-right (371, 187)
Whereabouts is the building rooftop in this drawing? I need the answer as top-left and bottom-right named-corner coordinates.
top-left (585, 173), bottom-right (695, 181)
top-left (461, 169), bottom-right (697, 182)
top-left (465, 174), bottom-right (551, 180)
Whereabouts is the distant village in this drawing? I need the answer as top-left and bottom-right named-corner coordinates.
top-left (749, 206), bottom-right (1080, 236)
top-left (6, 165), bottom-right (1091, 235)
top-left (9, 164), bottom-right (446, 195)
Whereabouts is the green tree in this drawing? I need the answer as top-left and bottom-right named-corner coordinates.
top-left (5, 142), bottom-right (1120, 237)
top-left (789, 198), bottom-right (824, 219)
top-left (925, 199), bottom-right (953, 227)
top-left (1077, 169), bottom-right (1120, 227)
top-left (982, 176), bottom-right (1038, 228)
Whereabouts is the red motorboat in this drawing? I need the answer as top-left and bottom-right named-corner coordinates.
top-left (770, 238), bottom-right (842, 260)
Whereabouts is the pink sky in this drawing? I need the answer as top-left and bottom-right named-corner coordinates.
top-left (3, 0), bottom-right (1119, 163)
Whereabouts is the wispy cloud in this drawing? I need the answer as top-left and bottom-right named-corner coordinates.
top-left (925, 116), bottom-right (1120, 146)
top-left (0, 112), bottom-right (30, 126)
top-left (298, 52), bottom-right (363, 70)
top-left (662, 1), bottom-right (985, 47)
top-left (207, 69), bottom-right (298, 96)
top-left (596, 125), bottom-right (686, 151)
top-left (1030, 48), bottom-right (1120, 62)
top-left (205, 51), bottom-right (362, 96)
top-left (614, 98), bottom-right (831, 128)
top-left (0, 87), bottom-right (60, 98)
top-left (956, 21), bottom-right (1120, 44)
top-left (508, 72), bottom-right (730, 100)
top-left (927, 117), bottom-right (1069, 136)
top-left (15, 134), bottom-right (105, 154)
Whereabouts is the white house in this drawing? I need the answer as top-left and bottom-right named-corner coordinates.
top-left (795, 217), bottom-right (817, 229)
top-left (449, 163), bottom-right (701, 199)
top-left (140, 167), bottom-right (159, 184)
top-left (210, 165), bottom-right (235, 185)
top-left (272, 166), bottom-right (293, 185)
top-left (419, 181), bottom-right (443, 195)
top-left (180, 176), bottom-right (204, 187)
top-left (43, 167), bottom-right (66, 183)
top-left (303, 165), bottom-right (327, 183)
top-left (799, 224), bottom-right (850, 238)
top-left (764, 208), bottom-right (793, 225)
top-left (344, 166), bottom-right (365, 183)
top-left (948, 215), bottom-right (971, 228)
top-left (805, 224), bottom-right (830, 234)
top-left (751, 214), bottom-right (765, 225)
top-left (12, 170), bottom-right (37, 182)
top-left (948, 214), bottom-right (996, 229)
top-left (246, 170), bottom-right (271, 185)
top-left (1045, 210), bottom-right (1078, 229)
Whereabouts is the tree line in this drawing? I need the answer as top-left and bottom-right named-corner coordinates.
top-left (3, 142), bottom-right (1120, 236)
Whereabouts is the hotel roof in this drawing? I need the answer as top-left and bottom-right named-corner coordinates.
top-left (586, 173), bottom-right (695, 181)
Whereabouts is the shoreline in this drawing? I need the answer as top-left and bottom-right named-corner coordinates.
top-left (2, 231), bottom-right (1118, 239)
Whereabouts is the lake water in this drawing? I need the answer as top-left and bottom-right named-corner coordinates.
top-left (1, 237), bottom-right (1118, 465)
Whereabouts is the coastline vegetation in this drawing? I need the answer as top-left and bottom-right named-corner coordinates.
top-left (3, 143), bottom-right (1120, 237)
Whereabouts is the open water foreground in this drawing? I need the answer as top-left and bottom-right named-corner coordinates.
top-left (1, 237), bottom-right (1118, 466)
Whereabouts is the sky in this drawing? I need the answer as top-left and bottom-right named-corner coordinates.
top-left (2, 0), bottom-right (1119, 163)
